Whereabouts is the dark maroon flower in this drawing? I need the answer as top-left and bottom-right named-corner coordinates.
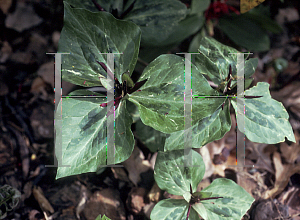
top-left (205, 0), bottom-right (240, 21)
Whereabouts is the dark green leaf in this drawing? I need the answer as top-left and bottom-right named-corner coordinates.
top-left (126, 99), bottom-right (140, 123)
top-left (244, 5), bottom-right (283, 34)
top-left (135, 119), bottom-right (167, 152)
top-left (219, 14), bottom-right (270, 52)
top-left (188, 32), bottom-right (203, 53)
top-left (138, 44), bottom-right (175, 64)
top-left (158, 14), bottom-right (204, 46)
top-left (190, 0), bottom-right (210, 15)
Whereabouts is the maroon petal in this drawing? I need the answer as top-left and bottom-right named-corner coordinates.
top-left (128, 79), bottom-right (148, 94)
top-left (97, 61), bottom-right (119, 83)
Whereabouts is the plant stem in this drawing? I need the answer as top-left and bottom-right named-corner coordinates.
top-left (137, 57), bottom-right (149, 67)
top-left (91, 0), bottom-right (104, 11)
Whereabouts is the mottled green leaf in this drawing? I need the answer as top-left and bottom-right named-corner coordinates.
top-left (194, 37), bottom-right (258, 86)
top-left (192, 203), bottom-right (207, 220)
top-left (128, 54), bottom-right (225, 133)
top-left (154, 149), bottom-right (205, 196)
top-left (201, 178), bottom-right (255, 220)
top-left (58, 2), bottom-right (141, 87)
top-left (183, 191), bottom-right (191, 203)
top-left (66, 89), bottom-right (106, 103)
top-left (150, 199), bottom-right (200, 220)
top-left (164, 101), bottom-right (231, 151)
top-left (55, 98), bottom-right (134, 179)
top-left (230, 57), bottom-right (258, 89)
top-left (231, 82), bottom-right (295, 144)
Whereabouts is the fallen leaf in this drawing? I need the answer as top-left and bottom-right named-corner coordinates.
top-left (32, 186), bottom-right (54, 214)
top-left (247, 142), bottom-right (276, 174)
top-left (5, 2), bottom-right (43, 32)
top-left (271, 81), bottom-right (300, 130)
top-left (240, 0), bottom-right (265, 14)
top-left (0, 0), bottom-right (12, 14)
top-left (0, 41), bottom-right (12, 63)
top-left (252, 199), bottom-right (289, 220)
top-left (148, 182), bottom-right (161, 203)
top-left (263, 152), bottom-right (300, 199)
top-left (111, 167), bottom-right (130, 182)
top-left (122, 146), bottom-right (152, 186)
top-left (275, 8), bottom-right (299, 25)
top-left (237, 171), bottom-right (267, 200)
top-left (83, 188), bottom-right (126, 220)
top-left (280, 131), bottom-right (300, 163)
top-left (126, 187), bottom-right (146, 214)
top-left (278, 187), bottom-right (300, 220)
top-left (76, 184), bottom-right (88, 219)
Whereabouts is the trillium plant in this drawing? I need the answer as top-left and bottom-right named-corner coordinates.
top-left (55, 1), bottom-right (296, 220)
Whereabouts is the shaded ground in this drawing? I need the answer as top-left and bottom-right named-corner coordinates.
top-left (0, 0), bottom-right (300, 219)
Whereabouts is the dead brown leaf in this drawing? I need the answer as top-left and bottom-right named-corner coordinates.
top-left (5, 2), bottom-right (43, 32)
top-left (271, 81), bottom-right (300, 130)
top-left (247, 142), bottom-right (276, 174)
top-left (83, 188), bottom-right (126, 220)
top-left (278, 187), bottom-right (300, 220)
top-left (148, 182), bottom-right (161, 203)
top-left (122, 146), bottom-right (152, 186)
top-left (126, 187), bottom-right (147, 215)
top-left (237, 171), bottom-right (268, 200)
top-left (32, 186), bottom-right (54, 215)
top-left (280, 130), bottom-right (300, 164)
top-left (0, 0), bottom-right (12, 14)
top-left (263, 152), bottom-right (300, 199)
top-left (111, 167), bottom-right (131, 182)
